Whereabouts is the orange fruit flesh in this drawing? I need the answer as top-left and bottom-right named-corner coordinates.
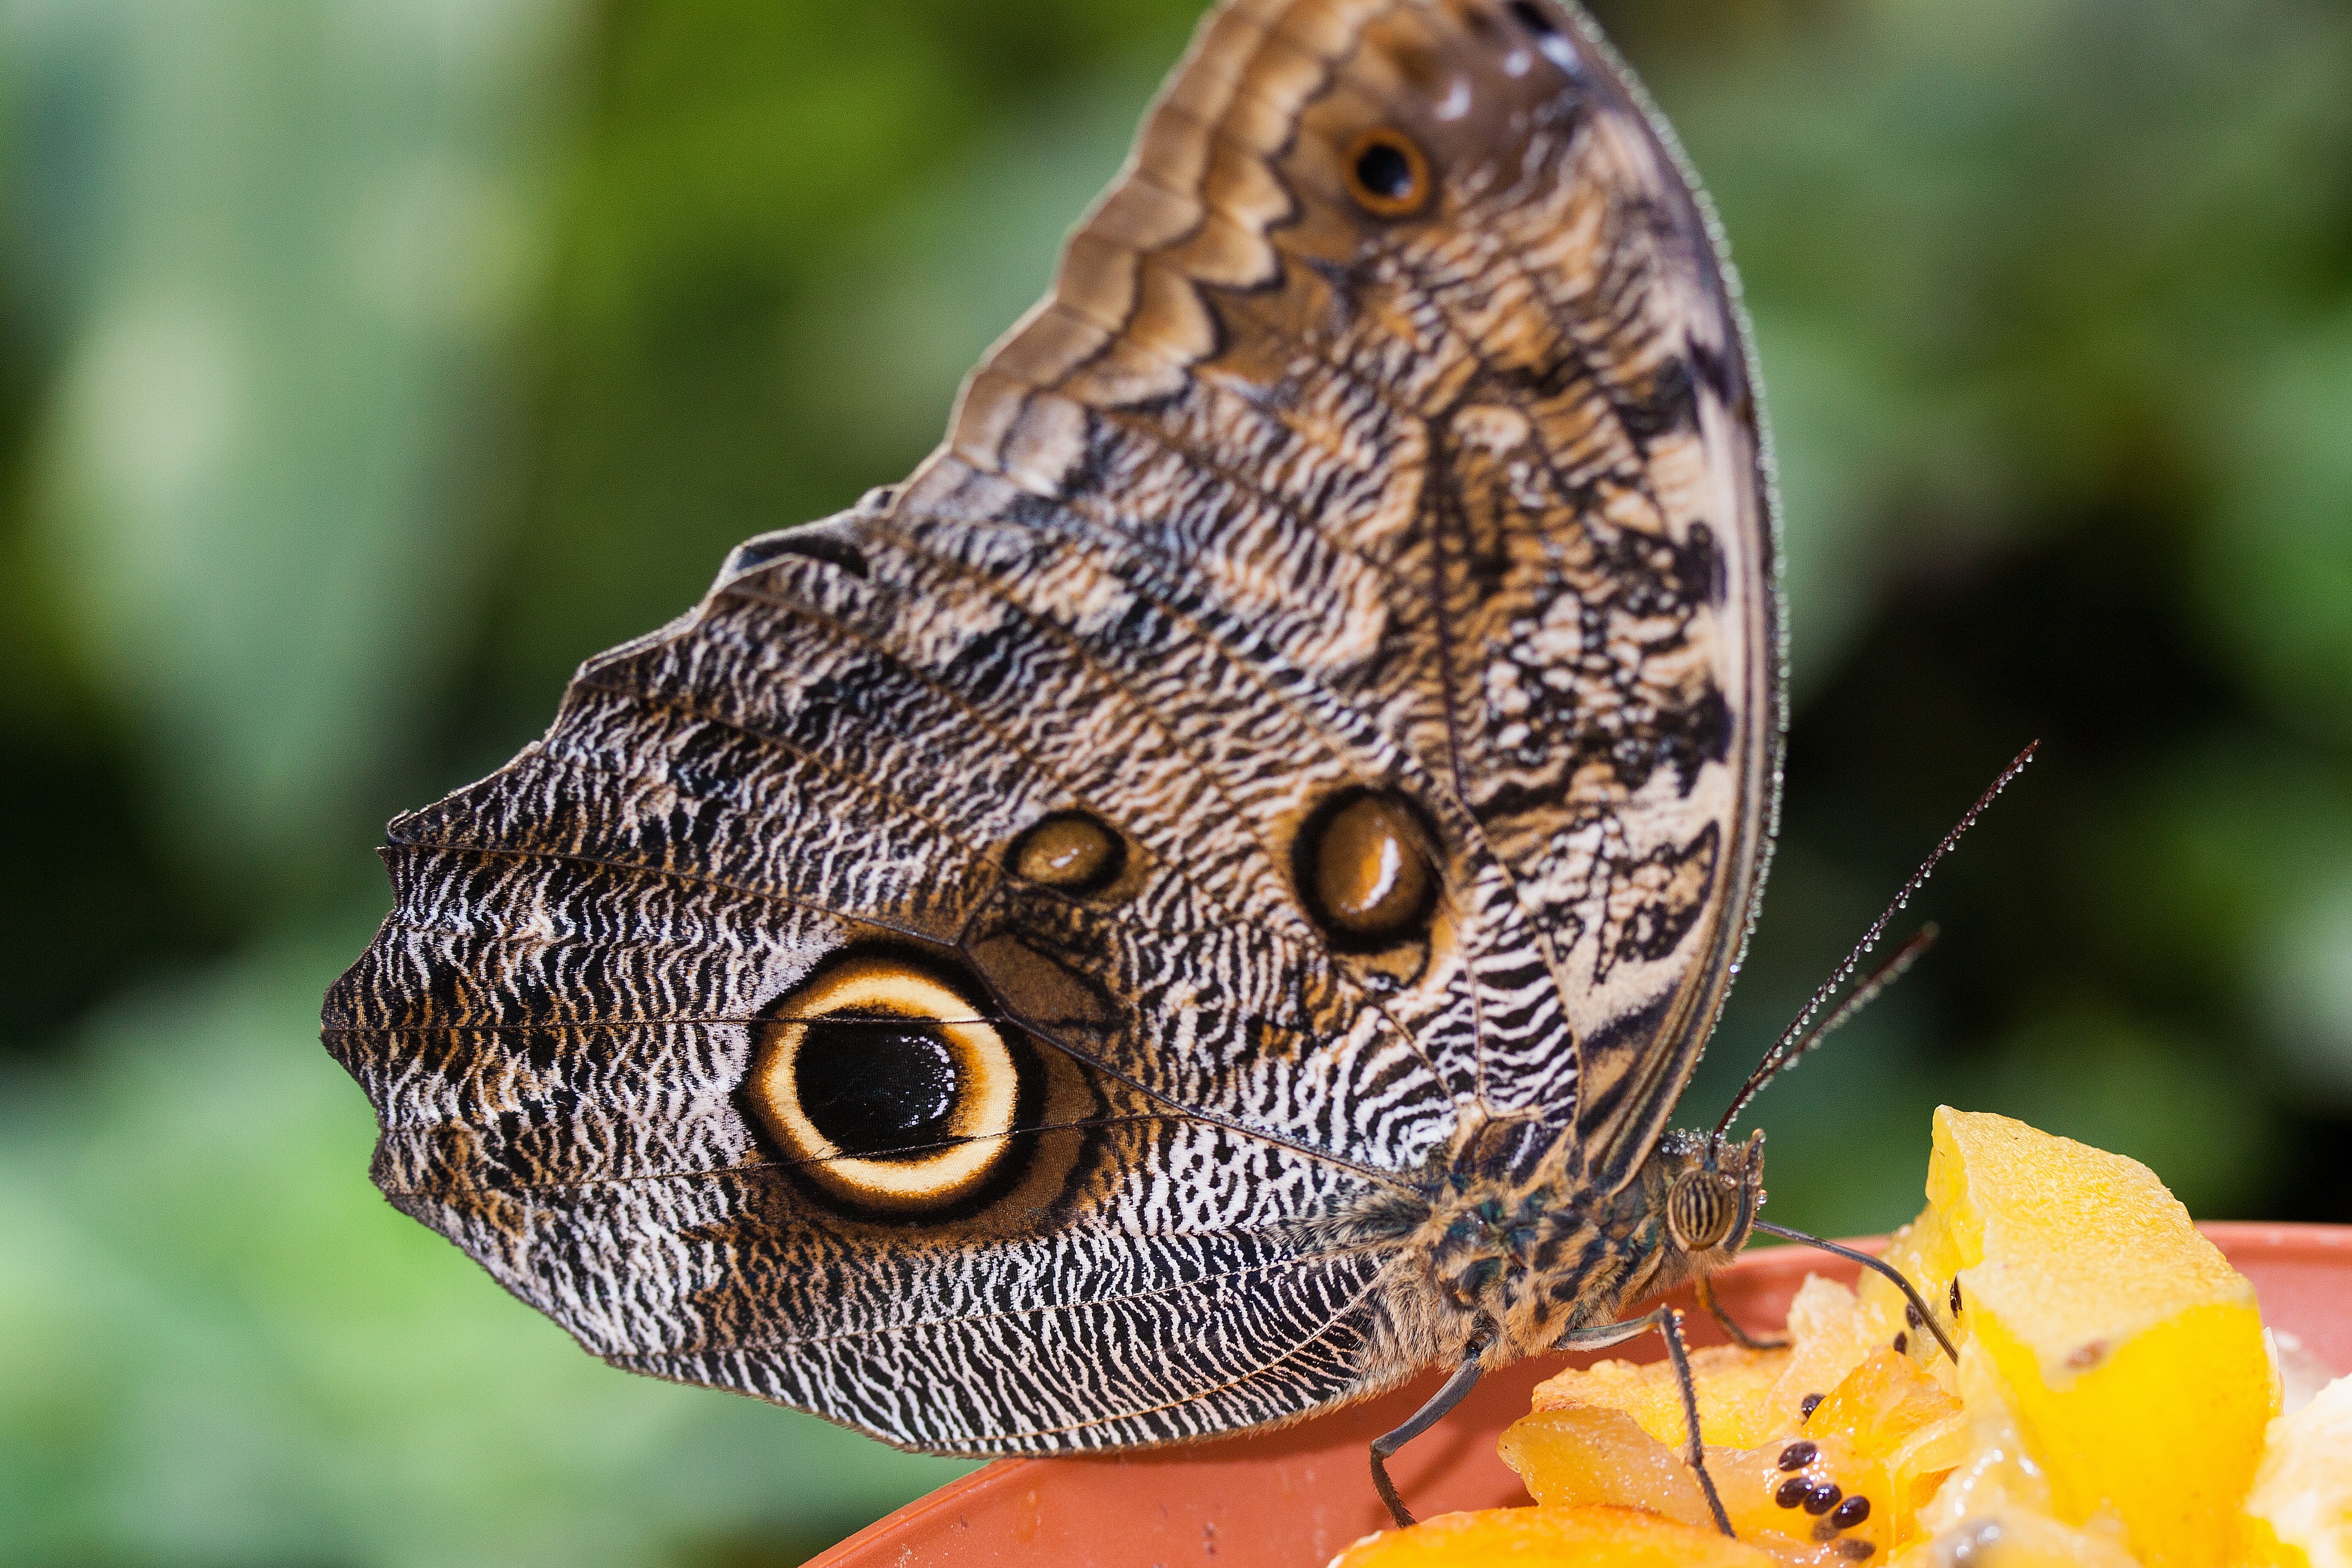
top-left (1378, 1108), bottom-right (2283, 1568)
top-left (1327, 1505), bottom-right (1777, 1568)
top-left (1506, 1336), bottom-right (1962, 1559)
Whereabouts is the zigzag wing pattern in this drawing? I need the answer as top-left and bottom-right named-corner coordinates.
top-left (912, 0), bottom-right (1777, 1181)
top-left (330, 529), bottom-right (1424, 1450)
top-left (326, 0), bottom-right (1776, 1453)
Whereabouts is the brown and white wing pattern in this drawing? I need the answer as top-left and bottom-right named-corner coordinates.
top-left (917, 0), bottom-right (1776, 1184)
top-left (324, 0), bottom-right (1776, 1456)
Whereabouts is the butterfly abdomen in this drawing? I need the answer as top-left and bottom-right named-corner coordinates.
top-left (1369, 1168), bottom-right (1626, 1369)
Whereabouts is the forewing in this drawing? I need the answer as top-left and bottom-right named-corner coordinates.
top-left (913, 0), bottom-right (1778, 1181)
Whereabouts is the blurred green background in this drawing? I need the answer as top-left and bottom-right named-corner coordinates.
top-left (1, 0), bottom-right (2347, 1562)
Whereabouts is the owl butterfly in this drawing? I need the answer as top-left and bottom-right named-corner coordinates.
top-left (324, 0), bottom-right (2001, 1533)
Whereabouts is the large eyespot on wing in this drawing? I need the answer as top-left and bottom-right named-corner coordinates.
top-left (744, 955), bottom-right (1028, 1217)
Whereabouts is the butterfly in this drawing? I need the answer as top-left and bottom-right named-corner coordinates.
top-left (324, 0), bottom-right (1986, 1533)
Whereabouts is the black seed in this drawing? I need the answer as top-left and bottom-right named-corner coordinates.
top-left (1777, 1440), bottom-right (1818, 1471)
top-left (1951, 1278), bottom-right (1964, 1315)
top-left (1906, 1301), bottom-right (1924, 1329)
top-left (1774, 1477), bottom-right (1810, 1509)
top-left (1841, 1542), bottom-right (1877, 1561)
top-left (1804, 1482), bottom-right (1844, 1516)
top-left (1800, 1393), bottom-right (1825, 1419)
top-left (1893, 1332), bottom-right (1909, 1355)
top-left (1354, 142), bottom-right (1414, 201)
top-left (1507, 0), bottom-right (1559, 36)
top-left (1833, 1495), bottom-right (1871, 1528)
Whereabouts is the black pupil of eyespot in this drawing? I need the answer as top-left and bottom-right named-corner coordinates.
top-left (795, 1019), bottom-right (960, 1160)
top-left (1355, 141), bottom-right (1415, 201)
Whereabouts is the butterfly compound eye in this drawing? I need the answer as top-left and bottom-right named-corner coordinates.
top-left (1009, 810), bottom-right (1125, 895)
top-left (748, 957), bottom-right (1023, 1216)
top-left (1299, 792), bottom-right (1436, 948)
top-left (1666, 1168), bottom-right (1735, 1251)
top-left (1345, 128), bottom-right (1433, 219)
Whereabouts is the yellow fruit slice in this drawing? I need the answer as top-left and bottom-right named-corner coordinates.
top-left (2243, 1374), bottom-right (2352, 1568)
top-left (1891, 1507), bottom-right (2145, 1568)
top-left (1771, 1274), bottom-right (1893, 1422)
top-left (1865, 1107), bottom-right (2271, 1568)
top-left (1326, 1505), bottom-right (1775, 1568)
top-left (1530, 1343), bottom-right (1788, 1451)
top-left (1498, 1405), bottom-right (1716, 1527)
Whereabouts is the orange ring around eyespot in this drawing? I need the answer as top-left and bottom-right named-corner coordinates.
top-left (1343, 127), bottom-right (1434, 219)
top-left (749, 959), bottom-right (1021, 1215)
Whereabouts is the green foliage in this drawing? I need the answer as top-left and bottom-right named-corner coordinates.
top-left (1, 0), bottom-right (2347, 1562)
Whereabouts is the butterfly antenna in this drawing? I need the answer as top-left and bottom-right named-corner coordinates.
top-left (1714, 923), bottom-right (1937, 1137)
top-left (1713, 742), bottom-right (2039, 1139)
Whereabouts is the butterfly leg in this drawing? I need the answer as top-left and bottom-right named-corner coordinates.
top-left (1369, 1351), bottom-right (1485, 1529)
top-left (1696, 1271), bottom-right (1787, 1351)
top-left (1558, 1308), bottom-right (1735, 1537)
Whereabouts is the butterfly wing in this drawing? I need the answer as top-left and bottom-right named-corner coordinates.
top-left (919, 0), bottom-right (1777, 1186)
top-left (324, 0), bottom-right (1776, 1454)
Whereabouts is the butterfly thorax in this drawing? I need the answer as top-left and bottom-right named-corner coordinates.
top-left (1367, 1125), bottom-right (1767, 1373)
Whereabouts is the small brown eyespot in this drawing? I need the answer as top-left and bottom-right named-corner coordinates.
top-left (747, 957), bottom-right (1023, 1216)
top-left (1299, 791), bottom-right (1435, 948)
top-left (1009, 811), bottom-right (1125, 895)
top-left (1344, 128), bottom-right (1433, 219)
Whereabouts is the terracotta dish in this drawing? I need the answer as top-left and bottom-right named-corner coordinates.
top-left (809, 1224), bottom-right (2352, 1568)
